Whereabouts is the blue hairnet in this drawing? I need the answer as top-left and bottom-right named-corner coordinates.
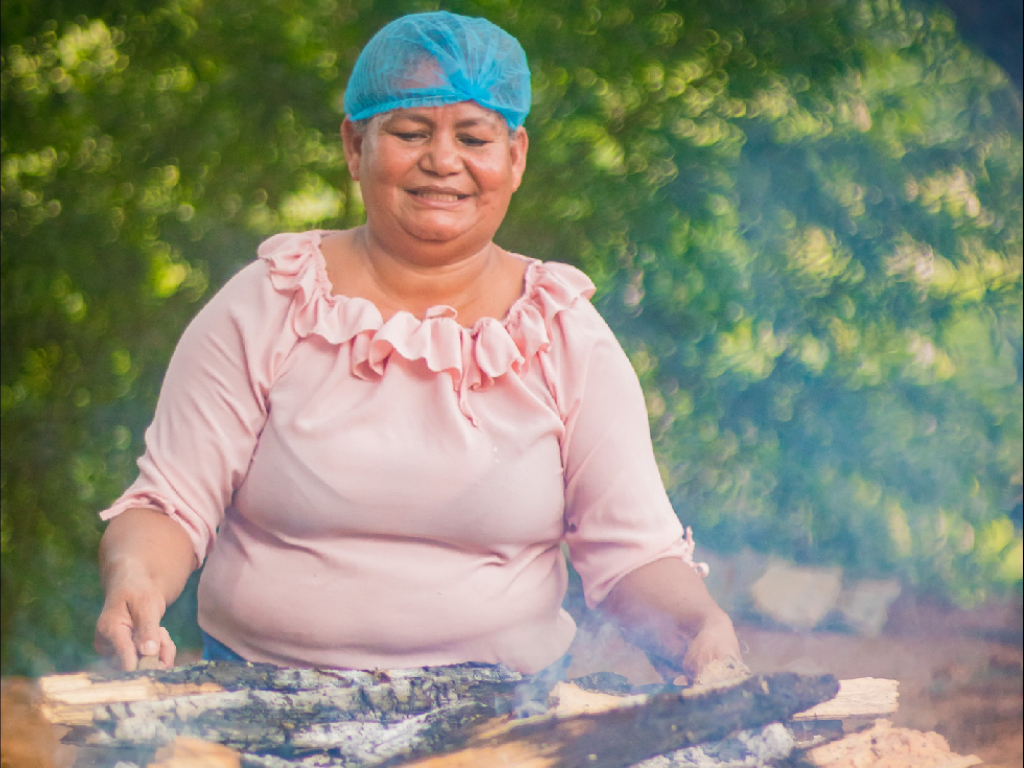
top-left (344, 11), bottom-right (531, 129)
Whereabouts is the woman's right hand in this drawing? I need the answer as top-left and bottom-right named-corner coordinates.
top-left (95, 559), bottom-right (176, 670)
top-left (96, 508), bottom-right (196, 671)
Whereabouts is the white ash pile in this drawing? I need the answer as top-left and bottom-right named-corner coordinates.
top-left (633, 723), bottom-right (795, 768)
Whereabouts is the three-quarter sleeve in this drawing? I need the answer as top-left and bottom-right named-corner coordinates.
top-left (100, 261), bottom-right (293, 564)
top-left (546, 301), bottom-right (694, 608)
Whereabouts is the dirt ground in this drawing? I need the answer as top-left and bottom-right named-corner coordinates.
top-left (744, 596), bottom-right (1023, 768)
top-left (2, 593), bottom-right (1021, 768)
top-left (567, 591), bottom-right (1023, 767)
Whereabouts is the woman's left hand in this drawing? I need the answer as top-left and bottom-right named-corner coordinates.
top-left (601, 557), bottom-right (744, 682)
top-left (679, 607), bottom-right (743, 679)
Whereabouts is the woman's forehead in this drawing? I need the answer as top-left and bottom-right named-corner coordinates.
top-left (383, 103), bottom-right (506, 129)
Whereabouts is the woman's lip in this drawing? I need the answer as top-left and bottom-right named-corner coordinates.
top-left (408, 189), bottom-right (470, 202)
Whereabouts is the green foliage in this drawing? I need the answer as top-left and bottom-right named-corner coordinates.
top-left (2, 0), bottom-right (1021, 674)
top-left (499, 0), bottom-right (1022, 602)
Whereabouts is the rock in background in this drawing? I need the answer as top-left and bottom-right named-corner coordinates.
top-left (835, 580), bottom-right (904, 638)
top-left (701, 552), bottom-right (902, 636)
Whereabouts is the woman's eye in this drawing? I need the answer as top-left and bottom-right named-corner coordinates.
top-left (460, 136), bottom-right (490, 147)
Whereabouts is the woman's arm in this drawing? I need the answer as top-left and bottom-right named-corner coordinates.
top-left (600, 557), bottom-right (742, 680)
top-left (94, 259), bottom-right (290, 669)
top-left (95, 508), bottom-right (197, 670)
top-left (550, 299), bottom-right (741, 678)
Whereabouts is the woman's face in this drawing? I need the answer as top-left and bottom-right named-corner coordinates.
top-left (342, 102), bottom-right (528, 260)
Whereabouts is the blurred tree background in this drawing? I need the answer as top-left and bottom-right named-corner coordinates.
top-left (2, 0), bottom-right (1021, 674)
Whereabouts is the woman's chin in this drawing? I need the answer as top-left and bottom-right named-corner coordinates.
top-left (399, 222), bottom-right (481, 249)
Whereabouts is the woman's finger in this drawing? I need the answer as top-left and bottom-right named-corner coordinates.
top-left (158, 626), bottom-right (177, 668)
top-left (112, 624), bottom-right (140, 671)
top-left (95, 606), bottom-right (140, 670)
top-left (127, 589), bottom-right (167, 663)
top-left (95, 581), bottom-right (168, 671)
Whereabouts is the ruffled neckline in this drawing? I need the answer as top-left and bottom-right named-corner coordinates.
top-left (257, 231), bottom-right (595, 424)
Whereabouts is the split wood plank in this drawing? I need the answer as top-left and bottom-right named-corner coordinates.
top-left (792, 677), bottom-right (899, 720)
top-left (551, 677), bottom-right (899, 722)
top-left (38, 672), bottom-right (223, 727)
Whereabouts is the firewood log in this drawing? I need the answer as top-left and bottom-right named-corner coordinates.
top-left (387, 673), bottom-right (839, 768)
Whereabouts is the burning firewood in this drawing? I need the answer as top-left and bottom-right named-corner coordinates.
top-left (388, 672), bottom-right (838, 767)
top-left (35, 661), bottom-right (875, 767)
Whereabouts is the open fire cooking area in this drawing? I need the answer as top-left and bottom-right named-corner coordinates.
top-left (35, 660), bottom-right (898, 768)
top-left (7, 595), bottom-right (1018, 768)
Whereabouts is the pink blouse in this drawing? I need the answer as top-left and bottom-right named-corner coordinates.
top-left (101, 230), bottom-right (698, 673)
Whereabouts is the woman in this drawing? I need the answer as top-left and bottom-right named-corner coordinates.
top-left (95, 11), bottom-right (741, 678)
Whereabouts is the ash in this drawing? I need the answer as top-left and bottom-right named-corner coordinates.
top-left (234, 723), bottom-right (797, 768)
top-left (634, 723), bottom-right (796, 767)
top-left (109, 723), bottom-right (796, 768)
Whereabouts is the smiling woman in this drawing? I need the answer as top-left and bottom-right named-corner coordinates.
top-left (94, 10), bottom-right (741, 679)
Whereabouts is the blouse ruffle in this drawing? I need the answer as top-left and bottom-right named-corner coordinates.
top-left (257, 231), bottom-right (596, 424)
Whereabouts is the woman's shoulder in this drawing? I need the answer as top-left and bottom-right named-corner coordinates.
top-left (188, 234), bottom-right (311, 328)
top-left (500, 256), bottom-right (630, 393)
top-left (509, 259), bottom-right (636, 416)
top-left (247, 230), bottom-right (383, 345)
top-left (519, 258), bottom-right (594, 308)
top-left (515, 258), bottom-right (616, 341)
top-left (255, 230), bottom-right (335, 302)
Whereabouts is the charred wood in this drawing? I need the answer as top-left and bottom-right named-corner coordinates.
top-left (387, 672), bottom-right (839, 768)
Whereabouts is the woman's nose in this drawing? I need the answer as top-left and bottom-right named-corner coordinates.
top-left (421, 134), bottom-right (461, 175)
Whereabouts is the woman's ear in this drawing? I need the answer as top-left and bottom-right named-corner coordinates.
top-left (509, 126), bottom-right (528, 192)
top-left (341, 118), bottom-right (364, 182)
